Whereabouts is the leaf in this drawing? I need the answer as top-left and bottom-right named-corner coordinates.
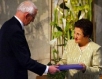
top-left (52, 31), bottom-right (63, 38)
top-left (47, 62), bottom-right (52, 66)
top-left (56, 26), bottom-right (63, 32)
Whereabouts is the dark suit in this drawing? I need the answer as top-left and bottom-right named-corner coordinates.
top-left (0, 17), bottom-right (46, 79)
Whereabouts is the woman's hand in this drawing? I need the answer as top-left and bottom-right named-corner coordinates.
top-left (79, 63), bottom-right (86, 72)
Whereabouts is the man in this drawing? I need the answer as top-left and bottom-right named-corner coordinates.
top-left (0, 1), bottom-right (59, 79)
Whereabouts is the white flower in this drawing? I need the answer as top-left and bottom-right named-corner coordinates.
top-left (54, 0), bottom-right (58, 8)
top-left (65, 0), bottom-right (76, 18)
top-left (79, 11), bottom-right (85, 20)
top-left (49, 38), bottom-right (57, 47)
top-left (65, 0), bottom-right (72, 10)
top-left (62, 18), bottom-right (66, 29)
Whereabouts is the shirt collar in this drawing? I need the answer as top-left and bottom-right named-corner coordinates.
top-left (14, 16), bottom-right (24, 29)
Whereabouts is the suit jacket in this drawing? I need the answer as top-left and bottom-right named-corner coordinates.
top-left (0, 17), bottom-right (46, 79)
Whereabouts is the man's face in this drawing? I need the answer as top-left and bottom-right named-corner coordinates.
top-left (24, 10), bottom-right (37, 26)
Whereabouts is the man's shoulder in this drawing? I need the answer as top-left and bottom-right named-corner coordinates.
top-left (2, 17), bottom-right (17, 27)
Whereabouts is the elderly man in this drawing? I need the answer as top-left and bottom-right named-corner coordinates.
top-left (0, 1), bottom-right (59, 79)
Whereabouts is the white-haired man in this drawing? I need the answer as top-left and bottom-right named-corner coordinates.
top-left (0, 1), bottom-right (59, 79)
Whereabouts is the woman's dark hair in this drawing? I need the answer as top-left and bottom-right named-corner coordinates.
top-left (74, 19), bottom-right (93, 38)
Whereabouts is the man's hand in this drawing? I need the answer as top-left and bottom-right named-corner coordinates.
top-left (48, 65), bottom-right (60, 74)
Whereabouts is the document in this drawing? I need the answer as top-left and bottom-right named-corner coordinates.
top-left (57, 64), bottom-right (83, 70)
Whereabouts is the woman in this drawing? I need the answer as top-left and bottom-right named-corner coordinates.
top-left (58, 19), bottom-right (102, 79)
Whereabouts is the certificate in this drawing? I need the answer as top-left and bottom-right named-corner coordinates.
top-left (57, 64), bottom-right (83, 70)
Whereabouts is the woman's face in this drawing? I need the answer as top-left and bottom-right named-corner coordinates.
top-left (74, 27), bottom-right (88, 44)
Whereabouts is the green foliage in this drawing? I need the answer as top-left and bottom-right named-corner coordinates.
top-left (50, 0), bottom-right (93, 45)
